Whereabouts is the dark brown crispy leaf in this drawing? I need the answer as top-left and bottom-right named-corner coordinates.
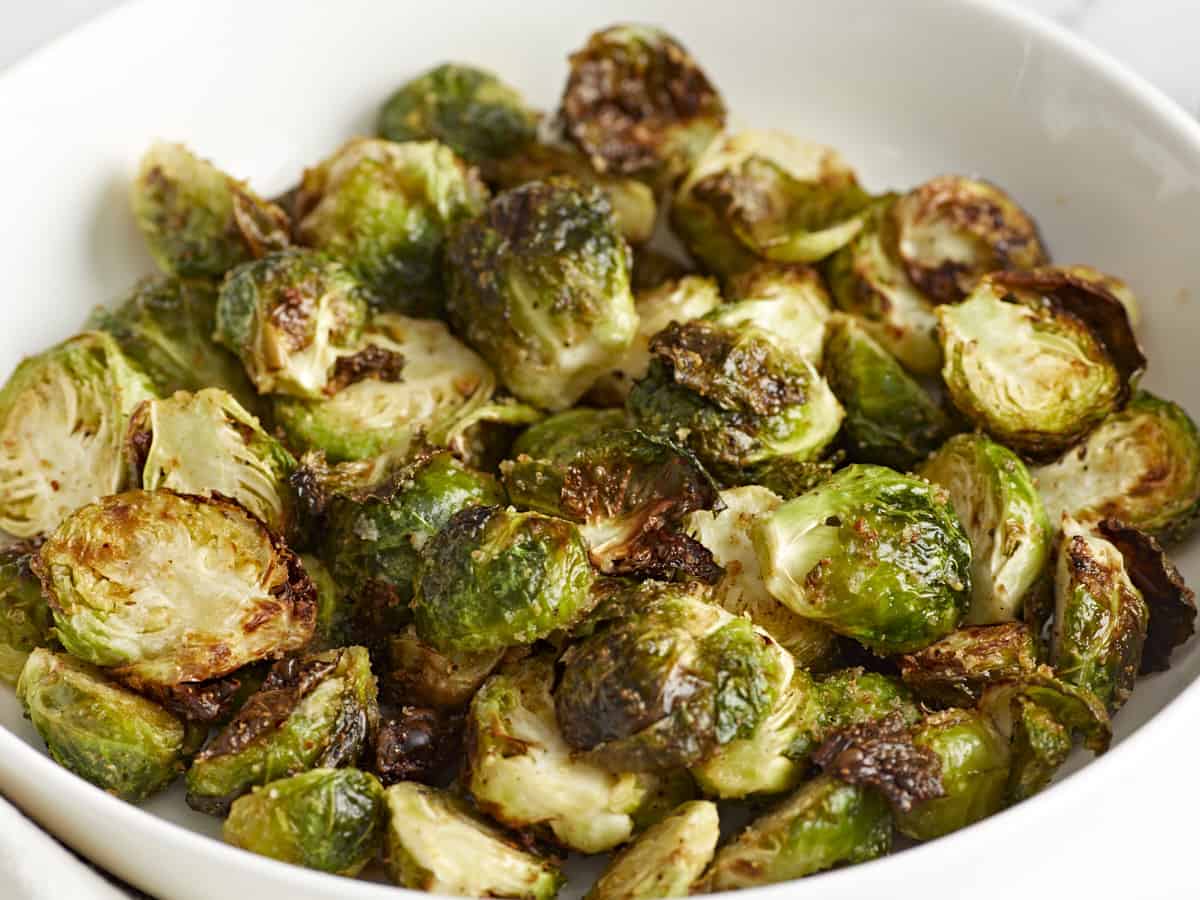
top-left (145, 674), bottom-right (245, 724)
top-left (601, 528), bottom-right (723, 584)
top-left (325, 344), bottom-right (405, 395)
top-left (898, 623), bottom-right (1040, 707)
top-left (373, 706), bottom-right (464, 787)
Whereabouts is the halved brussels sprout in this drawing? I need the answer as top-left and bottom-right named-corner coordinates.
top-left (0, 542), bottom-right (53, 684)
top-left (824, 313), bottom-right (954, 469)
top-left (1004, 694), bottom-right (1071, 803)
top-left (938, 268), bottom-right (1145, 457)
top-left (17, 648), bottom-right (188, 802)
top-left (919, 434), bottom-right (1052, 624)
top-left (723, 262), bottom-right (833, 366)
top-left (755, 464), bottom-right (972, 654)
top-left (385, 625), bottom-right (504, 709)
top-left (36, 490), bottom-right (316, 690)
top-left (294, 138), bottom-right (489, 314)
top-left (186, 646), bottom-right (379, 815)
top-left (0, 332), bottom-right (157, 537)
top-left (223, 768), bottom-right (385, 876)
top-left (1035, 391), bottom-right (1200, 543)
top-left (378, 63), bottom-right (538, 164)
top-left (127, 389), bottom-right (297, 534)
top-left (445, 178), bottom-right (638, 411)
top-left (131, 141), bottom-right (289, 279)
top-left (700, 775), bottom-right (891, 891)
top-left (560, 25), bottom-right (725, 182)
top-left (586, 800), bottom-right (719, 900)
top-left (383, 782), bottom-right (564, 899)
top-left (786, 667), bottom-right (923, 763)
top-left (413, 505), bottom-right (594, 653)
top-left (897, 623), bottom-right (1040, 707)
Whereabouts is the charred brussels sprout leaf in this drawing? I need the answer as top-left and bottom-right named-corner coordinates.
top-left (0, 543), bottom-right (53, 684)
top-left (1005, 695), bottom-right (1071, 803)
top-left (0, 332), bottom-right (157, 538)
top-left (897, 623), bottom-right (1040, 707)
top-left (36, 490), bottom-right (316, 690)
top-left (373, 704), bottom-right (464, 787)
top-left (754, 465), bottom-right (972, 654)
top-left (17, 649), bottom-right (188, 802)
top-left (224, 768), bottom-right (384, 875)
top-left (445, 179), bottom-right (638, 411)
top-left (131, 141), bottom-right (289, 279)
top-left (385, 625), bottom-right (504, 709)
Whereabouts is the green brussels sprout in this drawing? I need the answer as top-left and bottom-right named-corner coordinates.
top-left (186, 646), bottom-right (379, 815)
top-left (0, 543), bottom-right (53, 684)
top-left (560, 25), bottom-right (725, 182)
top-left (684, 485), bottom-right (838, 668)
top-left (223, 768), bottom-right (385, 876)
top-left (1004, 694), bottom-right (1072, 803)
top-left (0, 332), bottom-right (157, 537)
top-left (445, 178), bottom-right (638, 411)
top-left (723, 262), bottom-right (833, 365)
top-left (87, 275), bottom-right (259, 411)
top-left (824, 313), bottom-right (954, 469)
top-left (385, 625), bottom-right (504, 708)
top-left (897, 623), bottom-right (1040, 707)
top-left (893, 709), bottom-right (1011, 841)
top-left (126, 389), bottom-right (297, 534)
top-left (378, 63), bottom-right (538, 164)
top-left (17, 648), bottom-right (188, 802)
top-left (754, 464), bottom-right (972, 654)
top-left (413, 505), bottom-right (595, 653)
top-left (36, 490), bottom-right (316, 690)
top-left (383, 782), bottom-right (564, 899)
top-left (672, 130), bottom-right (870, 277)
top-left (1034, 391), bottom-right (1200, 543)
top-left (919, 434), bottom-right (1052, 624)
top-left (555, 581), bottom-right (785, 771)
top-left (294, 137), bottom-right (489, 314)
top-left (467, 654), bottom-right (662, 852)
top-left (786, 667), bottom-right (923, 763)
top-left (701, 775), bottom-right (891, 891)
top-left (585, 800), bottom-right (719, 900)
top-left (938, 268), bottom-right (1145, 457)
top-left (214, 249), bottom-right (368, 399)
top-left (131, 141), bottom-right (289, 279)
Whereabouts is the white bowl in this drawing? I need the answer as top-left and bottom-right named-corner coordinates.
top-left (2, 1), bottom-right (1199, 897)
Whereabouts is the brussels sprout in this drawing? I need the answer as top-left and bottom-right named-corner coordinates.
top-left (127, 389), bottom-right (297, 534)
top-left (560, 25), bottom-right (725, 182)
top-left (701, 775), bottom-right (891, 891)
top-left (294, 138), bottom-right (489, 314)
top-left (302, 554), bottom-right (348, 651)
top-left (36, 490), bottom-right (316, 690)
top-left (586, 800), bottom-right (719, 900)
top-left (555, 581), bottom-right (784, 771)
top-left (445, 179), bottom-right (638, 411)
top-left (0, 542), bottom-right (53, 684)
top-left (824, 313), bottom-right (954, 469)
top-left (723, 262), bottom-right (833, 365)
top-left (938, 268), bottom-right (1145, 457)
top-left (893, 709), bottom-right (1010, 840)
top-left (378, 64), bottom-right (538, 164)
top-left (1034, 391), bottom-right (1200, 543)
top-left (383, 782), bottom-right (564, 899)
top-left (373, 704), bottom-right (464, 787)
top-left (630, 247), bottom-right (694, 293)
top-left (214, 249), bottom-right (369, 399)
top-left (786, 667), bottom-right (923, 763)
top-left (503, 409), bottom-right (721, 579)
top-left (131, 141), bottom-right (289, 279)
top-left (1057, 264), bottom-right (1141, 327)
top-left (223, 768), bottom-right (385, 875)
top-left (385, 625), bottom-right (504, 709)
top-left (897, 623), bottom-right (1040, 707)
top-left (1004, 695), bottom-right (1072, 803)
top-left (919, 434), bottom-right (1052, 624)
top-left (672, 130), bottom-right (870, 277)
top-left (17, 648), bottom-right (188, 802)
top-left (413, 505), bottom-right (594, 653)
top-left (684, 486), bottom-right (838, 668)
top-left (0, 332), bottom-right (157, 538)
top-left (186, 647), bottom-right (379, 815)
top-left (274, 313), bottom-right (497, 462)
top-left (891, 175), bottom-right (1047, 304)
top-left (754, 464), bottom-right (972, 654)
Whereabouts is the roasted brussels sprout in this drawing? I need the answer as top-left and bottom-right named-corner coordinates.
top-left (897, 623), bottom-right (1040, 707)
top-left (723, 262), bottom-right (833, 365)
top-left (445, 178), bottom-right (638, 411)
top-left (374, 704), bottom-right (464, 787)
top-left (383, 782), bottom-right (564, 899)
top-left (1035, 391), bottom-right (1200, 543)
top-left (384, 625), bottom-right (504, 709)
top-left (131, 141), bottom-right (289, 279)
top-left (186, 647), bottom-right (379, 815)
top-left (1003, 694), bottom-right (1072, 803)
top-left (413, 505), bottom-right (594, 653)
top-left (0, 332), bottom-right (157, 538)
top-left (630, 247), bottom-right (694, 293)
top-left (755, 464), bottom-right (972, 654)
top-left (17, 648), bottom-right (189, 802)
top-left (294, 138), bottom-right (489, 314)
top-left (378, 64), bottom-right (538, 164)
top-left (302, 554), bottom-right (348, 651)
top-left (786, 667), bottom-right (923, 763)
top-left (223, 768), bottom-right (385, 875)
top-left (938, 268), bottom-right (1145, 457)
top-left (560, 25), bottom-right (725, 182)
top-left (919, 434), bottom-right (1052, 624)
top-left (0, 543), bottom-right (53, 684)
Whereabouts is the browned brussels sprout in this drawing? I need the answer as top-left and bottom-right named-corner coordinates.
top-left (0, 542), bottom-right (53, 685)
top-left (384, 625), bottom-right (505, 709)
top-left (898, 623), bottom-right (1040, 707)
